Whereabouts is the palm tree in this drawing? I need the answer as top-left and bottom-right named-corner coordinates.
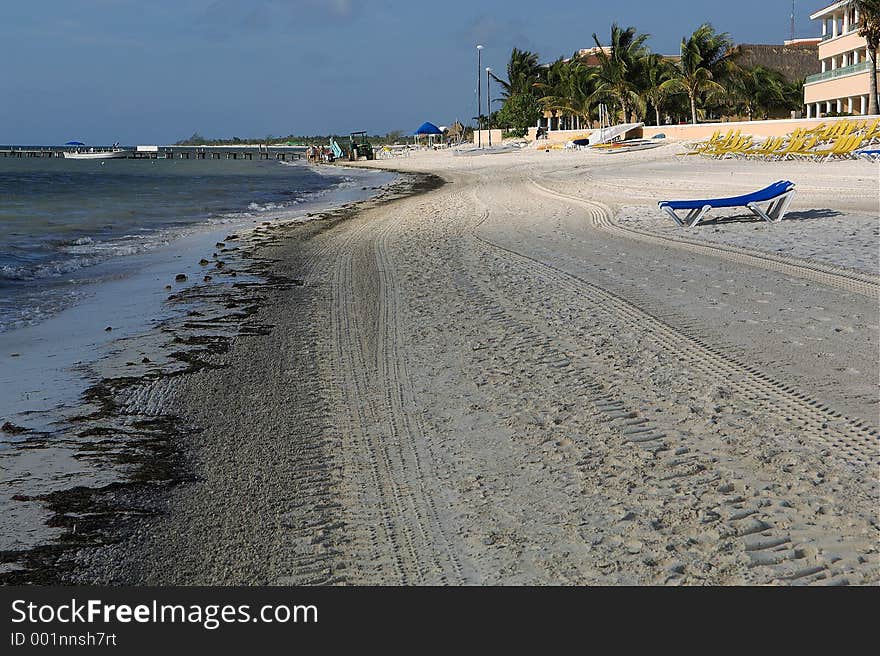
top-left (732, 66), bottom-right (789, 120)
top-left (641, 54), bottom-right (675, 125)
top-left (492, 48), bottom-right (542, 101)
top-left (534, 56), bottom-right (597, 128)
top-left (782, 77), bottom-right (807, 116)
top-left (532, 57), bottom-right (566, 129)
top-left (590, 24), bottom-right (650, 123)
top-left (662, 24), bottom-right (736, 124)
top-left (854, 0), bottom-right (880, 115)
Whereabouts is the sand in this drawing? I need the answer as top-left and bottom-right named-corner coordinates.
top-left (6, 144), bottom-right (878, 585)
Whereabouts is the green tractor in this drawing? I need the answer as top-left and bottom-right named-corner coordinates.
top-left (348, 131), bottom-right (375, 161)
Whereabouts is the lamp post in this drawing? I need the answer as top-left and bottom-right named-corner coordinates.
top-left (476, 45), bottom-right (484, 148)
top-left (486, 67), bottom-right (492, 147)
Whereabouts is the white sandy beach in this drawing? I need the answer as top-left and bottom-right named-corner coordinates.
top-left (0, 167), bottom-right (397, 559)
top-left (5, 143), bottom-right (878, 585)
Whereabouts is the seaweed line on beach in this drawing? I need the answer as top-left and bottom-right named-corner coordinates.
top-left (0, 171), bottom-right (444, 585)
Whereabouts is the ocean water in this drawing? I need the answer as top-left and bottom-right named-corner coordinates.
top-left (0, 155), bottom-right (398, 547)
top-left (0, 155), bottom-right (396, 438)
top-left (0, 157), bottom-right (356, 332)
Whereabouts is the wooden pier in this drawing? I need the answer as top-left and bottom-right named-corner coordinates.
top-left (0, 145), bottom-right (305, 161)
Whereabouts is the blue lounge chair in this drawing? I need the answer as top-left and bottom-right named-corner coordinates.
top-left (856, 149), bottom-right (880, 162)
top-left (658, 180), bottom-right (797, 228)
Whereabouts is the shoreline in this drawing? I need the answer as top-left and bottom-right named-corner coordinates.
top-left (0, 170), bottom-right (444, 584)
top-left (0, 163), bottom-right (398, 432)
top-left (3, 144), bottom-right (877, 585)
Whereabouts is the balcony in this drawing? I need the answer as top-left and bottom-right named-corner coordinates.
top-left (805, 61), bottom-right (871, 84)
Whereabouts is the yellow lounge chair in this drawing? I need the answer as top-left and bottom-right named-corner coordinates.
top-left (801, 123), bottom-right (826, 139)
top-left (862, 118), bottom-right (880, 145)
top-left (741, 136), bottom-right (785, 159)
top-left (704, 134), bottom-right (753, 158)
top-left (772, 134), bottom-right (811, 160)
top-left (679, 130), bottom-right (727, 156)
top-left (787, 134), bottom-right (863, 161)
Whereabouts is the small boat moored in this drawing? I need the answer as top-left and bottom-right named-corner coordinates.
top-left (62, 141), bottom-right (128, 159)
top-left (592, 139), bottom-right (664, 154)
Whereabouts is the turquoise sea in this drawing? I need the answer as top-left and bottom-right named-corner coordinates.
top-left (0, 157), bottom-right (356, 332)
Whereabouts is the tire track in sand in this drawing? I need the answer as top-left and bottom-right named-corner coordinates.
top-left (463, 186), bottom-right (878, 584)
top-left (373, 213), bottom-right (468, 584)
top-left (328, 210), bottom-right (466, 584)
top-left (530, 180), bottom-right (880, 299)
top-left (472, 192), bottom-right (877, 464)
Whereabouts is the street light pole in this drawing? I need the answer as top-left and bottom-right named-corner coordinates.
top-left (486, 67), bottom-right (492, 147)
top-left (476, 45), bottom-right (484, 148)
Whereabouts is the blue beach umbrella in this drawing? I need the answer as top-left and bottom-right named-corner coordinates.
top-left (413, 122), bottom-right (444, 147)
top-left (64, 141), bottom-right (85, 146)
top-left (414, 122), bottom-right (442, 136)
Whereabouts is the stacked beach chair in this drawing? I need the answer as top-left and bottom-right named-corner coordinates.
top-left (683, 118), bottom-right (880, 162)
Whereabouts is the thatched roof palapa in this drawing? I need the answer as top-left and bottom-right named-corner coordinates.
top-left (733, 43), bottom-right (821, 82)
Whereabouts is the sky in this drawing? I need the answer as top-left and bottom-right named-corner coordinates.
top-left (0, 1), bottom-right (822, 144)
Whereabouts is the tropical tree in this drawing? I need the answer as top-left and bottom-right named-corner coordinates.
top-left (534, 55), bottom-right (598, 128)
top-left (492, 48), bottom-right (542, 100)
top-left (496, 93), bottom-right (541, 135)
top-left (493, 48), bottom-right (545, 135)
top-left (640, 54), bottom-right (675, 125)
top-left (533, 58), bottom-right (571, 127)
top-left (590, 24), bottom-right (650, 123)
top-left (782, 77), bottom-right (806, 115)
top-left (662, 24), bottom-right (737, 124)
top-left (854, 0), bottom-right (880, 115)
top-left (731, 65), bottom-right (790, 119)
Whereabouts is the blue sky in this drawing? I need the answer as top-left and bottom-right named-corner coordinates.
top-left (1, 1), bottom-right (821, 144)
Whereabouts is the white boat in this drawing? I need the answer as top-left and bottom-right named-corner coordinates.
top-left (592, 140), bottom-right (664, 154)
top-left (588, 122), bottom-right (645, 146)
top-left (63, 148), bottom-right (128, 160)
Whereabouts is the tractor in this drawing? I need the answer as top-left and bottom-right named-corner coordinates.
top-left (348, 131), bottom-right (375, 161)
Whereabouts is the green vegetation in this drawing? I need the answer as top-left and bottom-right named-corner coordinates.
top-left (726, 67), bottom-right (805, 121)
top-left (662, 24), bottom-right (737, 124)
top-left (490, 48), bottom-right (544, 134)
top-left (641, 54), bottom-right (676, 128)
top-left (493, 22), bottom-right (808, 130)
top-left (496, 92), bottom-right (542, 136)
top-left (534, 55), bottom-right (597, 127)
top-left (592, 24), bottom-right (651, 123)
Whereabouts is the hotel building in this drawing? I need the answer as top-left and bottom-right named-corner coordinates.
top-left (804, 0), bottom-right (879, 117)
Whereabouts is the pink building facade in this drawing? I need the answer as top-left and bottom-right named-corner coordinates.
top-left (804, 1), bottom-right (879, 117)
